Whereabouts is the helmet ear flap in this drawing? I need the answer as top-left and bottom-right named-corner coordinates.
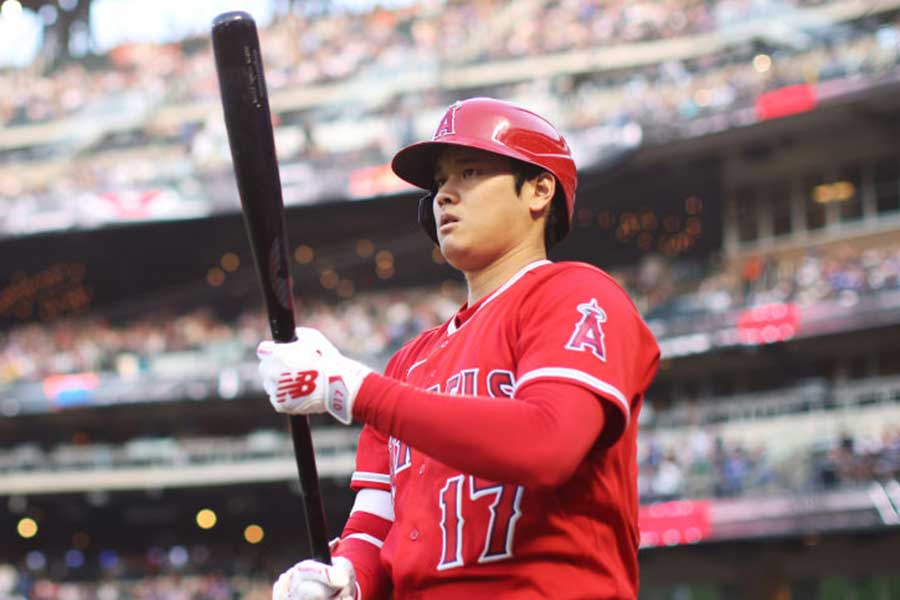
top-left (417, 193), bottom-right (438, 245)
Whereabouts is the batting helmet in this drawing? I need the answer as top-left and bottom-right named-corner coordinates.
top-left (390, 97), bottom-right (577, 245)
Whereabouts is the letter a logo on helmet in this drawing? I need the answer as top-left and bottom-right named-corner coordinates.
top-left (433, 101), bottom-right (460, 139)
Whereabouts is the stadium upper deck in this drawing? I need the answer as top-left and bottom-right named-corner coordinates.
top-left (1, 0), bottom-right (898, 240)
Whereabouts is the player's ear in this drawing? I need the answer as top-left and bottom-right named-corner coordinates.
top-left (527, 172), bottom-right (556, 217)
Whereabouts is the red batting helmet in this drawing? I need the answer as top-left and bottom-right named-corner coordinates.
top-left (391, 97), bottom-right (577, 245)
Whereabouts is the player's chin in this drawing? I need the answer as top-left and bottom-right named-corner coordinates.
top-left (439, 238), bottom-right (489, 272)
top-left (437, 238), bottom-right (468, 269)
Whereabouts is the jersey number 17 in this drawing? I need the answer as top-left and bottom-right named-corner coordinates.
top-left (437, 475), bottom-right (524, 570)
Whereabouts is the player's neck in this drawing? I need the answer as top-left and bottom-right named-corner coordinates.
top-left (464, 244), bottom-right (547, 306)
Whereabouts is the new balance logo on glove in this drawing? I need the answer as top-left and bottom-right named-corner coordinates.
top-left (277, 370), bottom-right (320, 403)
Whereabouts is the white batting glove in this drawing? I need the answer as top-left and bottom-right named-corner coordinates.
top-left (272, 556), bottom-right (358, 600)
top-left (257, 327), bottom-right (373, 425)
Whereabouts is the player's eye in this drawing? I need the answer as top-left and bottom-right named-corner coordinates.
top-left (462, 168), bottom-right (479, 178)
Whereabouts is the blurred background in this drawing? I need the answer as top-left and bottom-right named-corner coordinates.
top-left (1, 0), bottom-right (899, 598)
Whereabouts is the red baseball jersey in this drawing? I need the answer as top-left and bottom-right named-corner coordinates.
top-left (350, 260), bottom-right (659, 599)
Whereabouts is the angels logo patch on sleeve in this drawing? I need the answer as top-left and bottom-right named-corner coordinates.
top-left (565, 298), bottom-right (608, 361)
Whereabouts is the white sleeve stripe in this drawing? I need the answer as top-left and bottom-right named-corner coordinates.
top-left (351, 472), bottom-right (391, 485)
top-left (351, 488), bottom-right (395, 522)
top-left (344, 532), bottom-right (385, 548)
top-left (516, 367), bottom-right (630, 421)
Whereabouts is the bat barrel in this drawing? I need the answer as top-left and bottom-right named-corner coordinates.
top-left (211, 12), bottom-right (295, 343)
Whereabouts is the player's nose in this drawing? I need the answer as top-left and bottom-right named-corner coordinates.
top-left (434, 187), bottom-right (459, 208)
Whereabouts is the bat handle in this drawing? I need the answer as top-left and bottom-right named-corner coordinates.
top-left (289, 414), bottom-right (332, 563)
top-left (269, 330), bottom-right (331, 564)
top-left (274, 331), bottom-right (331, 562)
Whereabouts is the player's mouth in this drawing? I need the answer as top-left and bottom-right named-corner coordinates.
top-left (439, 214), bottom-right (459, 232)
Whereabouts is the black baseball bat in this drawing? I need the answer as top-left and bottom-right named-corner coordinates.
top-left (211, 11), bottom-right (331, 563)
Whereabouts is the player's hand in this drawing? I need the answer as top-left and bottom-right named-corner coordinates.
top-left (257, 327), bottom-right (373, 425)
top-left (272, 556), bottom-right (358, 600)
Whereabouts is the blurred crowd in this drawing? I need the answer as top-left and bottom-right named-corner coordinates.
top-left (2, 243), bottom-right (899, 386)
top-left (2, 411), bottom-right (896, 503)
top-left (2, 0), bottom-right (899, 211)
top-left (20, 573), bottom-right (270, 600)
top-left (5, 409), bottom-right (897, 600)
top-left (0, 564), bottom-right (272, 600)
top-left (3, 423), bottom-right (895, 598)
top-left (813, 428), bottom-right (900, 490)
top-left (2, 240), bottom-right (897, 509)
top-left (0, 285), bottom-right (463, 385)
top-left (619, 242), bottom-right (900, 319)
top-left (589, 16), bottom-right (899, 125)
top-left (1, 399), bottom-right (897, 596)
top-left (638, 423), bottom-right (900, 502)
top-left (728, 245), bottom-right (900, 308)
top-left (1, 426), bottom-right (896, 598)
top-left (1, 0), bottom-right (871, 127)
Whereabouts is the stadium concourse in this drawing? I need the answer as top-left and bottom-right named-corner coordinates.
top-left (2, 0), bottom-right (900, 598)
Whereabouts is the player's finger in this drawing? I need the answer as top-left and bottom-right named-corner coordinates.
top-left (272, 570), bottom-right (292, 600)
top-left (295, 327), bottom-right (335, 352)
top-left (258, 356), bottom-right (281, 380)
top-left (256, 340), bottom-right (275, 358)
top-left (270, 342), bottom-right (318, 368)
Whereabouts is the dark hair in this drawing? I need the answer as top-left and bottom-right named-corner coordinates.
top-left (512, 160), bottom-right (569, 251)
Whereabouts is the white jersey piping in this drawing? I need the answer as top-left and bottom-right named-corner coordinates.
top-left (447, 259), bottom-right (551, 336)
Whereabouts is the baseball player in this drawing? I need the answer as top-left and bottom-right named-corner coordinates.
top-left (258, 97), bottom-right (660, 599)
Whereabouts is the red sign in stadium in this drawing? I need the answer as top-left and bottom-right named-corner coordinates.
top-left (737, 302), bottom-right (799, 345)
top-left (755, 84), bottom-right (818, 121)
top-left (639, 500), bottom-right (712, 547)
top-left (349, 164), bottom-right (412, 198)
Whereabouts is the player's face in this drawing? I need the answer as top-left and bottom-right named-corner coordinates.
top-left (432, 147), bottom-right (544, 271)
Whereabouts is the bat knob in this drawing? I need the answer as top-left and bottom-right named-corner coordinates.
top-left (212, 11), bottom-right (255, 29)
